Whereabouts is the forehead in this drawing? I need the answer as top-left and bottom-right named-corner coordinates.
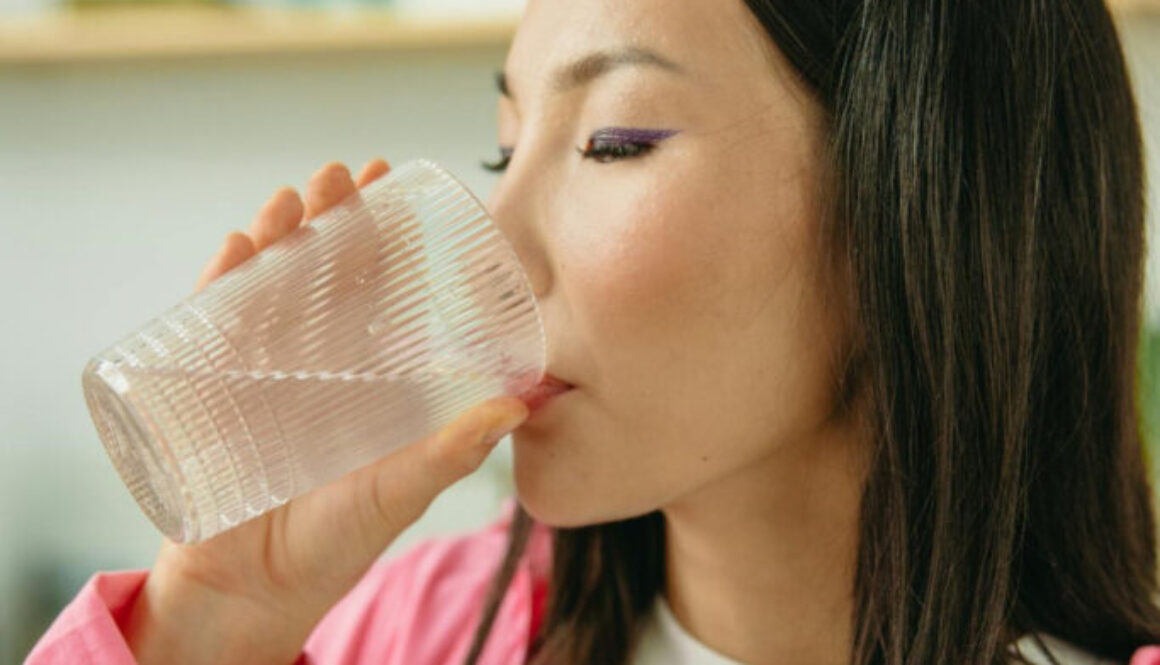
top-left (504, 0), bottom-right (785, 99)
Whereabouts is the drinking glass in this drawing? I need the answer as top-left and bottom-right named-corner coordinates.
top-left (81, 159), bottom-right (545, 543)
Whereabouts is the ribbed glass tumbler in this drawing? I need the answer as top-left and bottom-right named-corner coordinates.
top-left (81, 159), bottom-right (546, 543)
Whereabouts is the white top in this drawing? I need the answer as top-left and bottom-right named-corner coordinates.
top-left (631, 596), bottom-right (1121, 665)
top-left (1009, 633), bottom-right (1124, 665)
top-left (633, 596), bottom-right (744, 665)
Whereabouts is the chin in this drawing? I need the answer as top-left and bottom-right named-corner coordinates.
top-left (508, 418), bottom-right (593, 527)
top-left (509, 449), bottom-right (612, 528)
top-left (511, 465), bottom-right (597, 528)
top-left (509, 400), bottom-right (668, 528)
top-left (511, 447), bottom-right (663, 529)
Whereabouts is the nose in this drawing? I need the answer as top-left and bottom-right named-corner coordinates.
top-left (485, 161), bottom-right (553, 300)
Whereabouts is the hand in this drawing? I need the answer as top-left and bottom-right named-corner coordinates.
top-left (125, 159), bottom-right (529, 665)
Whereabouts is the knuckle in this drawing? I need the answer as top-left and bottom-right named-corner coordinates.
top-left (223, 231), bottom-right (251, 254)
top-left (313, 161), bottom-right (348, 183)
top-left (363, 472), bottom-right (418, 536)
top-left (262, 188), bottom-right (292, 212)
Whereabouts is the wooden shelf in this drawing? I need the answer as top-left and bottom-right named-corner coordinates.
top-left (0, 5), bottom-right (518, 64)
top-left (1112, 0), bottom-right (1160, 12)
top-left (0, 1), bottom-right (1152, 66)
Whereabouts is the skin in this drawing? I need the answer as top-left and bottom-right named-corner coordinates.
top-left (492, 1), bottom-right (870, 663)
top-left (126, 1), bottom-right (869, 664)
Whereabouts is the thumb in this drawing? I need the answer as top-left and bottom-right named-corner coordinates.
top-left (353, 397), bottom-right (529, 549)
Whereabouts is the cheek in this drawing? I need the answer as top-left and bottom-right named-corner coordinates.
top-left (556, 170), bottom-right (731, 334)
top-left (554, 161), bottom-right (822, 449)
top-left (523, 151), bottom-right (842, 525)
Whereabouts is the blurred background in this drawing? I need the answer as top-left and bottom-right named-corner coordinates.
top-left (0, 0), bottom-right (1157, 661)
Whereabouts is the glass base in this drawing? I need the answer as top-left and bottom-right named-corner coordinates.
top-left (82, 359), bottom-right (193, 542)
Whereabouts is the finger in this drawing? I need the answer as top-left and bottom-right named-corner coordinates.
top-left (193, 231), bottom-right (257, 292)
top-left (303, 162), bottom-right (357, 222)
top-left (354, 397), bottom-right (529, 549)
top-left (355, 158), bottom-right (390, 189)
top-left (248, 187), bottom-right (305, 253)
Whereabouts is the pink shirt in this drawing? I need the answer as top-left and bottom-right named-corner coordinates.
top-left (23, 503), bottom-right (1160, 665)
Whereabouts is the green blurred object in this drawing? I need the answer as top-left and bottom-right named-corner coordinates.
top-left (65, 0), bottom-right (225, 8)
top-left (1143, 325), bottom-right (1160, 454)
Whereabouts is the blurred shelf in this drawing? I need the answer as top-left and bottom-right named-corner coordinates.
top-left (1112, 0), bottom-right (1160, 12)
top-left (0, 5), bottom-right (519, 65)
top-left (0, 0), bottom-right (1152, 66)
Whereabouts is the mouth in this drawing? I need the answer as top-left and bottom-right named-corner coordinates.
top-left (517, 374), bottom-right (576, 413)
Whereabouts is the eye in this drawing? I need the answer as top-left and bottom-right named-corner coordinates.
top-left (481, 147), bottom-right (514, 173)
top-left (578, 138), bottom-right (653, 163)
top-left (482, 129), bottom-right (679, 171)
top-left (577, 128), bottom-right (679, 164)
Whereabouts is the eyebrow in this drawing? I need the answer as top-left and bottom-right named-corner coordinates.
top-left (496, 46), bottom-right (685, 101)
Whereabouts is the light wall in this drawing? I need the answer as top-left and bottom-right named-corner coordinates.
top-left (1124, 15), bottom-right (1160, 323)
top-left (0, 45), bottom-right (516, 661)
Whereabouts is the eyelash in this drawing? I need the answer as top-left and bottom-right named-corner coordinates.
top-left (481, 147), bottom-right (514, 173)
top-left (481, 134), bottom-right (658, 173)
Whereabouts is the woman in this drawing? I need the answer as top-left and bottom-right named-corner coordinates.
top-left (26, 0), bottom-right (1160, 663)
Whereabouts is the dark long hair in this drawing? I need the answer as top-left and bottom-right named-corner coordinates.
top-left (464, 1), bottom-right (1160, 663)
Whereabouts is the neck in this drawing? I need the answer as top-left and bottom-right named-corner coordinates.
top-left (661, 418), bottom-right (868, 665)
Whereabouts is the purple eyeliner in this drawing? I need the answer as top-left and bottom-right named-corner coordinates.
top-left (590, 127), bottom-right (681, 143)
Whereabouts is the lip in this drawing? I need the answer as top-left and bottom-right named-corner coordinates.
top-left (516, 374), bottom-right (575, 414)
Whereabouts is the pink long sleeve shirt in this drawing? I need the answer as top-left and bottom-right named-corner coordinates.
top-left (23, 503), bottom-right (1160, 665)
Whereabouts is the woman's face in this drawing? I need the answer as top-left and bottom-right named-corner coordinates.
top-left (490, 0), bottom-right (850, 527)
